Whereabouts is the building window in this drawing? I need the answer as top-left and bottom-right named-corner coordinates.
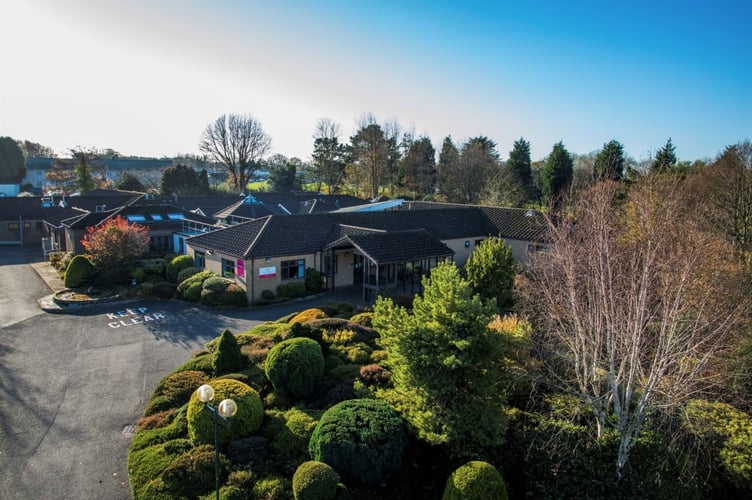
top-left (281, 259), bottom-right (305, 280)
top-left (150, 235), bottom-right (170, 251)
top-left (222, 258), bottom-right (235, 278)
top-left (24, 222), bottom-right (31, 229)
top-left (195, 251), bottom-right (205, 269)
top-left (8, 222), bottom-right (18, 231)
top-left (324, 255), bottom-right (338, 275)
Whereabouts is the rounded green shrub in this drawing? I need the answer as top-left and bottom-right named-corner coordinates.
top-left (349, 312), bottom-right (374, 328)
top-left (277, 281), bottom-right (306, 298)
top-left (153, 370), bottom-right (209, 409)
top-left (64, 254), bottom-right (95, 287)
top-left (293, 461), bottom-right (341, 500)
top-left (203, 276), bottom-right (234, 292)
top-left (186, 378), bottom-right (263, 446)
top-left (177, 270), bottom-right (216, 297)
top-left (442, 461), bottom-right (508, 500)
top-left (160, 444), bottom-right (220, 498)
top-left (261, 289), bottom-right (275, 301)
top-left (265, 337), bottom-right (324, 399)
top-left (289, 308), bottom-right (327, 324)
top-left (185, 282), bottom-right (203, 302)
top-left (168, 254), bottom-right (194, 282)
top-left (308, 398), bottom-right (407, 485)
top-left (176, 265), bottom-right (200, 284)
top-left (223, 284), bottom-right (248, 307)
top-left (212, 329), bottom-right (244, 375)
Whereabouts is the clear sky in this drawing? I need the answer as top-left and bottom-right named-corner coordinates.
top-left (1, 0), bottom-right (750, 163)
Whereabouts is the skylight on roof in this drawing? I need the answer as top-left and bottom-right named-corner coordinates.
top-left (167, 213), bottom-right (184, 220)
top-left (151, 214), bottom-right (163, 221)
top-left (127, 215), bottom-right (146, 222)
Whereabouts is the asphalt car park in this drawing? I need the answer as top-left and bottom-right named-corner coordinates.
top-left (0, 245), bottom-right (352, 499)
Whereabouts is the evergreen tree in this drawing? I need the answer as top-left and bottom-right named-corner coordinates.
top-left (72, 147), bottom-right (96, 194)
top-left (0, 137), bottom-right (26, 183)
top-left (541, 141), bottom-right (573, 209)
top-left (401, 136), bottom-right (437, 199)
top-left (438, 136), bottom-right (460, 200)
top-left (374, 262), bottom-right (508, 458)
top-left (651, 138), bottom-right (677, 174)
top-left (464, 237), bottom-right (516, 310)
top-left (594, 139), bottom-right (625, 181)
top-left (115, 172), bottom-right (146, 192)
top-left (506, 137), bottom-right (532, 206)
top-left (160, 164), bottom-right (205, 195)
top-left (212, 329), bottom-right (243, 375)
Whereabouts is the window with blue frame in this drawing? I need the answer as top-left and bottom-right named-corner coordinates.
top-left (222, 258), bottom-right (235, 278)
top-left (195, 251), bottom-right (205, 268)
top-left (281, 259), bottom-right (305, 280)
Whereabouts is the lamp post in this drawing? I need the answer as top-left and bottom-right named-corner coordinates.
top-left (197, 384), bottom-right (237, 500)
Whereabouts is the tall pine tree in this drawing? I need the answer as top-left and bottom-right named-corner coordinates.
top-left (541, 141), bottom-right (573, 209)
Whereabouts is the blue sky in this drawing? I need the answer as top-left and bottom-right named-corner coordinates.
top-left (1, 0), bottom-right (750, 162)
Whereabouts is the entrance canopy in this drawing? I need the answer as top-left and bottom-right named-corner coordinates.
top-left (324, 228), bottom-right (453, 265)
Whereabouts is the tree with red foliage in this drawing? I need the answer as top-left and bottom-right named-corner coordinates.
top-left (81, 215), bottom-right (150, 269)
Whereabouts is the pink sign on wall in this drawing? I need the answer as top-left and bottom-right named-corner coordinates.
top-left (236, 259), bottom-right (245, 278)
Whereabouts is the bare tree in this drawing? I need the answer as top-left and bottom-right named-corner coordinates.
top-left (527, 179), bottom-right (747, 479)
top-left (199, 113), bottom-right (271, 192)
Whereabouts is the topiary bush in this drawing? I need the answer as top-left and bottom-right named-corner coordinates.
top-left (128, 438), bottom-right (194, 499)
top-left (150, 370), bottom-right (210, 414)
top-left (349, 312), bottom-right (374, 328)
top-left (276, 281), bottom-right (306, 299)
top-left (176, 265), bottom-right (200, 284)
top-left (212, 329), bottom-right (244, 375)
top-left (177, 270), bottom-right (216, 298)
top-left (167, 254), bottom-right (194, 282)
top-left (304, 267), bottom-right (324, 293)
top-left (159, 444), bottom-right (221, 498)
top-left (308, 398), bottom-right (407, 485)
top-left (58, 251), bottom-right (75, 272)
top-left (293, 461), bottom-right (341, 500)
top-left (63, 254), bottom-right (95, 287)
top-left (184, 282), bottom-right (203, 302)
top-left (203, 276), bottom-right (234, 292)
top-left (442, 461), bottom-right (509, 500)
top-left (289, 308), bottom-right (327, 324)
top-left (264, 337), bottom-right (324, 399)
top-left (186, 379), bottom-right (264, 446)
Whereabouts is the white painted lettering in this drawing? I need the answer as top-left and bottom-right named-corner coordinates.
top-left (108, 322), bottom-right (120, 328)
top-left (138, 307), bottom-right (148, 314)
top-left (118, 311), bottom-right (127, 317)
top-left (143, 315), bottom-right (153, 322)
top-left (106, 313), bottom-right (118, 320)
top-left (153, 312), bottom-right (165, 319)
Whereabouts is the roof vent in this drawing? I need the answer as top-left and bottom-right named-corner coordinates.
top-left (525, 209), bottom-right (537, 217)
top-left (243, 195), bottom-right (258, 205)
top-left (41, 197), bottom-right (53, 208)
top-left (96, 205), bottom-right (107, 212)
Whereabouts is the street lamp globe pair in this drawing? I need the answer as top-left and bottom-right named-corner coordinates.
top-left (197, 383), bottom-right (238, 418)
top-left (197, 383), bottom-right (238, 500)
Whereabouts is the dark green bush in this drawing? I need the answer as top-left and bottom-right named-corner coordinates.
top-left (252, 475), bottom-right (290, 499)
top-left (261, 289), bottom-right (275, 301)
top-left (304, 267), bottom-right (324, 293)
top-left (177, 270), bottom-right (216, 298)
top-left (160, 444), bottom-right (221, 498)
top-left (176, 266), bottom-right (200, 284)
top-left (308, 398), bottom-right (407, 485)
top-left (203, 276), bottom-right (233, 292)
top-left (63, 254), bottom-right (95, 287)
top-left (127, 438), bottom-right (193, 499)
top-left (131, 267), bottom-right (146, 284)
top-left (98, 265), bottom-right (131, 285)
top-left (174, 353), bottom-right (213, 375)
top-left (276, 281), bottom-right (306, 299)
top-left (293, 461), bottom-right (341, 500)
top-left (262, 408), bottom-right (319, 474)
top-left (349, 312), bottom-right (374, 328)
top-left (167, 254), bottom-right (194, 282)
top-left (151, 281), bottom-right (175, 299)
top-left (224, 284), bottom-right (248, 307)
top-left (152, 370), bottom-right (209, 411)
top-left (225, 435), bottom-right (268, 467)
top-left (285, 322), bottom-right (329, 355)
top-left (129, 405), bottom-right (189, 453)
top-left (213, 330), bottom-right (244, 375)
top-left (264, 337), bottom-right (324, 399)
top-left (142, 395), bottom-right (175, 418)
top-left (185, 282), bottom-right (203, 302)
top-left (186, 378), bottom-right (263, 446)
top-left (442, 461), bottom-right (508, 500)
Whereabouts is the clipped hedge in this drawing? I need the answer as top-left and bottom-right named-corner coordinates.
top-left (128, 438), bottom-right (194, 499)
top-left (176, 266), bottom-right (200, 284)
top-left (203, 276), bottom-right (234, 292)
top-left (288, 308), bottom-right (327, 324)
top-left (160, 444), bottom-right (220, 498)
top-left (186, 379), bottom-right (264, 446)
top-left (64, 254), bottom-right (95, 287)
top-left (177, 270), bottom-right (217, 298)
top-left (265, 337), bottom-right (324, 399)
top-left (148, 370), bottom-right (209, 415)
top-left (442, 461), bottom-right (508, 500)
top-left (277, 281), bottom-right (306, 299)
top-left (293, 461), bottom-right (341, 500)
top-left (308, 398), bottom-right (407, 485)
top-left (212, 329), bottom-right (244, 375)
top-left (167, 254), bottom-right (194, 282)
